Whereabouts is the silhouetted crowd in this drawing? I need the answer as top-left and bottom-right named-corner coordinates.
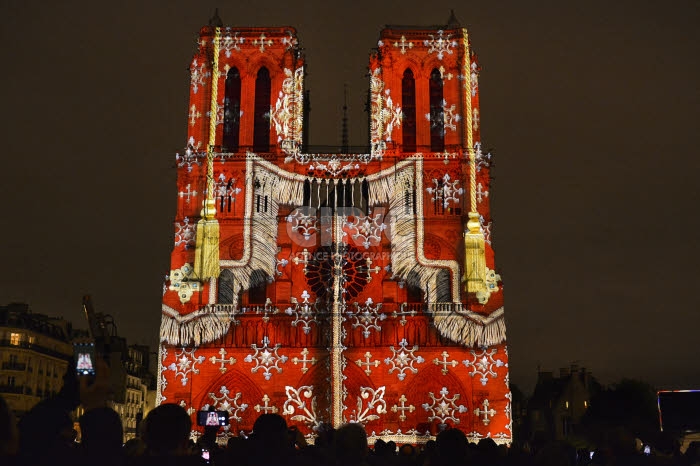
top-left (1, 365), bottom-right (699, 466)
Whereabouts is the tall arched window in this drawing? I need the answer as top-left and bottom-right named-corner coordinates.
top-left (429, 68), bottom-right (444, 152)
top-left (223, 67), bottom-right (241, 152)
top-left (253, 67), bottom-right (271, 152)
top-left (402, 69), bottom-right (416, 152)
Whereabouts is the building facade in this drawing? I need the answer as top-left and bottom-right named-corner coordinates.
top-left (0, 303), bottom-right (73, 417)
top-left (158, 16), bottom-right (510, 445)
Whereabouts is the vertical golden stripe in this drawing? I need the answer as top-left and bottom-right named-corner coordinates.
top-left (194, 27), bottom-right (221, 280)
top-left (462, 28), bottom-right (486, 295)
top-left (206, 27), bottom-right (221, 211)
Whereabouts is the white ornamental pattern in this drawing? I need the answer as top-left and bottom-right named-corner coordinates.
top-left (174, 217), bottom-right (196, 249)
top-left (423, 30), bottom-right (457, 60)
top-left (285, 290), bottom-right (320, 335)
top-left (427, 173), bottom-right (464, 208)
top-left (384, 338), bottom-right (425, 381)
top-left (220, 29), bottom-right (244, 57)
top-left (462, 348), bottom-right (505, 386)
top-left (244, 337), bottom-right (288, 380)
top-left (369, 67), bottom-right (402, 153)
top-left (168, 347), bottom-right (205, 386)
top-left (282, 385), bottom-right (321, 429)
top-left (345, 213), bottom-right (387, 250)
top-left (348, 298), bottom-right (386, 338)
top-left (351, 386), bottom-right (387, 424)
top-left (270, 67), bottom-right (304, 149)
top-left (205, 386), bottom-right (248, 422)
top-left (422, 387), bottom-right (468, 425)
top-left (190, 59), bottom-right (210, 94)
top-left (287, 209), bottom-right (319, 241)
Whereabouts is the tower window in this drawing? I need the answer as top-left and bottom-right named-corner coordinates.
top-left (402, 69), bottom-right (416, 153)
top-left (253, 67), bottom-right (271, 152)
top-left (429, 68), bottom-right (444, 152)
top-left (223, 67), bottom-right (241, 152)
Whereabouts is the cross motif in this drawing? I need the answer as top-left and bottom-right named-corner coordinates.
top-left (210, 348), bottom-right (236, 374)
top-left (254, 394), bottom-right (279, 414)
top-left (384, 338), bottom-right (425, 381)
top-left (476, 183), bottom-right (489, 203)
top-left (221, 30), bottom-right (244, 57)
top-left (178, 184), bottom-right (198, 203)
top-left (433, 351), bottom-right (459, 375)
top-left (174, 217), bottom-right (196, 249)
top-left (391, 394), bottom-right (415, 422)
top-left (292, 348), bottom-right (317, 374)
top-left (473, 108), bottom-right (480, 131)
top-left (392, 303), bottom-right (417, 326)
top-left (393, 35), bottom-right (413, 54)
top-left (253, 33), bottom-right (273, 52)
top-left (474, 399), bottom-right (497, 425)
top-left (276, 247), bottom-right (289, 276)
top-left (189, 104), bottom-right (201, 126)
top-left (243, 337), bottom-right (288, 380)
top-left (355, 351), bottom-right (381, 376)
top-left (439, 65), bottom-right (454, 80)
top-left (352, 386), bottom-right (387, 424)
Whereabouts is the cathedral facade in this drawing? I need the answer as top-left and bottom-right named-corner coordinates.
top-left (158, 18), bottom-right (511, 445)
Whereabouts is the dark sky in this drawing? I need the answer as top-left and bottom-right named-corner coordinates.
top-left (1, 0), bottom-right (699, 393)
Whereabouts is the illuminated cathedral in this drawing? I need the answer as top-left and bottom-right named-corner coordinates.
top-left (158, 13), bottom-right (511, 444)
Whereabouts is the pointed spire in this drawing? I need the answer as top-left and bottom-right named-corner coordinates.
top-left (209, 8), bottom-right (223, 27)
top-left (446, 9), bottom-right (461, 28)
top-left (341, 84), bottom-right (349, 154)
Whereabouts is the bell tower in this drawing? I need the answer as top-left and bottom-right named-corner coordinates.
top-left (159, 14), bottom-right (510, 446)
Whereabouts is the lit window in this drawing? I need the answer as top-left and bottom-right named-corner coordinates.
top-left (584, 400), bottom-right (588, 408)
top-left (10, 333), bottom-right (21, 345)
top-left (565, 401), bottom-right (569, 409)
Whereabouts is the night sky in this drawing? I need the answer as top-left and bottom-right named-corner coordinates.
top-left (1, 0), bottom-right (699, 393)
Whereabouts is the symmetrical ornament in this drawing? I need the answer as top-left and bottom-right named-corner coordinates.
top-left (347, 298), bottom-right (386, 338)
top-left (292, 348), bottom-right (317, 374)
top-left (174, 217), bottom-right (196, 248)
top-left (175, 137), bottom-right (204, 172)
top-left (433, 351), bottom-right (459, 375)
top-left (393, 35), bottom-right (413, 54)
top-left (422, 387), bottom-right (468, 425)
top-left (210, 348), bottom-right (236, 374)
top-left (253, 32), bottom-right (273, 52)
top-left (287, 210), bottom-right (319, 241)
top-left (285, 290), bottom-right (320, 334)
top-left (352, 386), bottom-right (387, 424)
top-left (476, 182), bottom-right (489, 203)
top-left (270, 67), bottom-right (304, 149)
top-left (369, 67), bottom-right (402, 152)
top-left (206, 386), bottom-right (248, 422)
top-left (355, 351), bottom-right (381, 376)
top-left (168, 347), bottom-right (205, 386)
top-left (190, 58), bottom-right (210, 94)
top-left (254, 394), bottom-right (279, 414)
top-left (220, 29), bottom-right (244, 57)
top-left (168, 263), bottom-right (200, 304)
top-left (391, 394), bottom-right (415, 422)
top-left (423, 30), bottom-right (457, 60)
top-left (384, 338), bottom-right (425, 381)
top-left (244, 337), bottom-right (289, 380)
top-left (345, 213), bottom-right (387, 249)
top-left (462, 348), bottom-right (505, 386)
top-left (474, 399), bottom-right (496, 425)
top-left (282, 385), bottom-right (320, 429)
top-left (427, 173), bottom-right (464, 208)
